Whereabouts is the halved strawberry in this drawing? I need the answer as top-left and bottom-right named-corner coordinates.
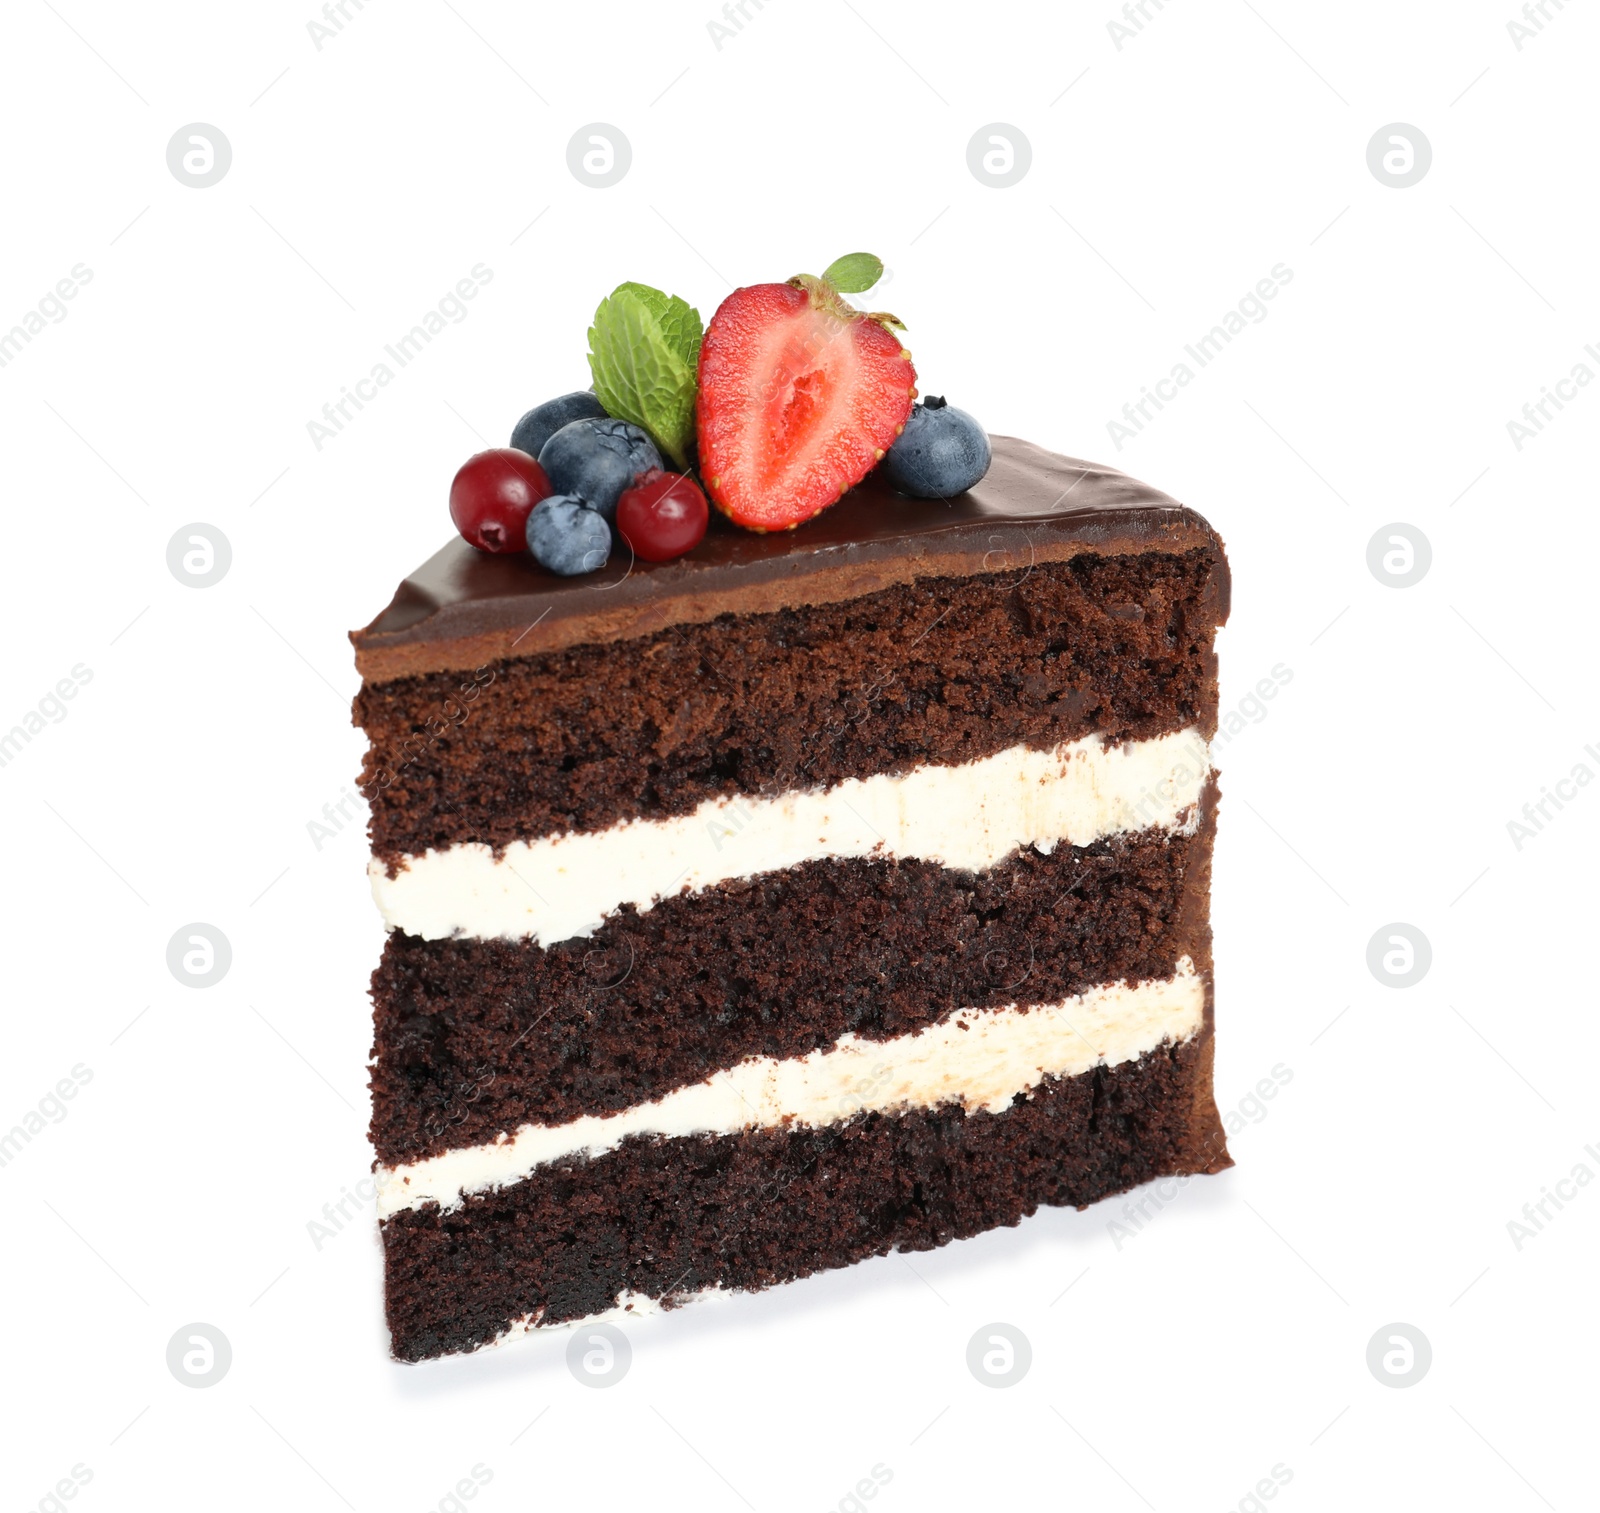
top-left (696, 278), bottom-right (917, 531)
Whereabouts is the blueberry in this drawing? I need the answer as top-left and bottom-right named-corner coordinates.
top-left (526, 495), bottom-right (611, 577)
top-left (510, 391), bottom-right (608, 460)
top-left (538, 418), bottom-right (662, 523)
top-left (882, 396), bottom-right (992, 499)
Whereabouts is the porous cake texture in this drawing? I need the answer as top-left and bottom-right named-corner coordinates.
top-left (352, 438), bottom-right (1231, 1362)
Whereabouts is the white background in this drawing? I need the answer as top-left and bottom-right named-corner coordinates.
top-left (2, 2), bottom-right (1596, 1509)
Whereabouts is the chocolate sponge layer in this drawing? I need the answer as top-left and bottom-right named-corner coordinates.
top-left (380, 1032), bottom-right (1230, 1362)
top-left (369, 793), bottom-right (1216, 1165)
top-left (355, 549), bottom-right (1223, 864)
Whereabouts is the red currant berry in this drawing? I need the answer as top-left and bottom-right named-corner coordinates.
top-left (449, 448), bottom-right (552, 553)
top-left (616, 469), bottom-right (709, 563)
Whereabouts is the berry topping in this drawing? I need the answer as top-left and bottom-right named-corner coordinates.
top-left (882, 397), bottom-right (992, 499)
top-left (616, 469), bottom-right (709, 563)
top-left (696, 255), bottom-right (916, 531)
top-left (510, 391), bottom-right (607, 460)
top-left (448, 448), bottom-right (553, 553)
top-left (538, 417), bottom-right (662, 523)
top-left (526, 495), bottom-right (611, 576)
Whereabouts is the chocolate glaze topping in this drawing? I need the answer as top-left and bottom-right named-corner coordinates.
top-left (352, 436), bottom-right (1226, 682)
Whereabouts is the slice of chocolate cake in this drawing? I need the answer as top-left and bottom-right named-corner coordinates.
top-left (352, 436), bottom-right (1231, 1362)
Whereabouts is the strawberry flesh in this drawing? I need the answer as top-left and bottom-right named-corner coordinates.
top-left (697, 283), bottom-right (916, 530)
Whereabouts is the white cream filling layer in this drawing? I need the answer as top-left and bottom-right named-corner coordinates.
top-left (376, 958), bottom-right (1204, 1219)
top-left (370, 728), bottom-right (1211, 945)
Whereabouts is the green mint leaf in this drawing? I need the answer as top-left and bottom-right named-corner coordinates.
top-left (821, 252), bottom-right (883, 294)
top-left (611, 282), bottom-right (703, 370)
top-left (655, 296), bottom-right (703, 373)
top-left (587, 286), bottom-right (697, 469)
